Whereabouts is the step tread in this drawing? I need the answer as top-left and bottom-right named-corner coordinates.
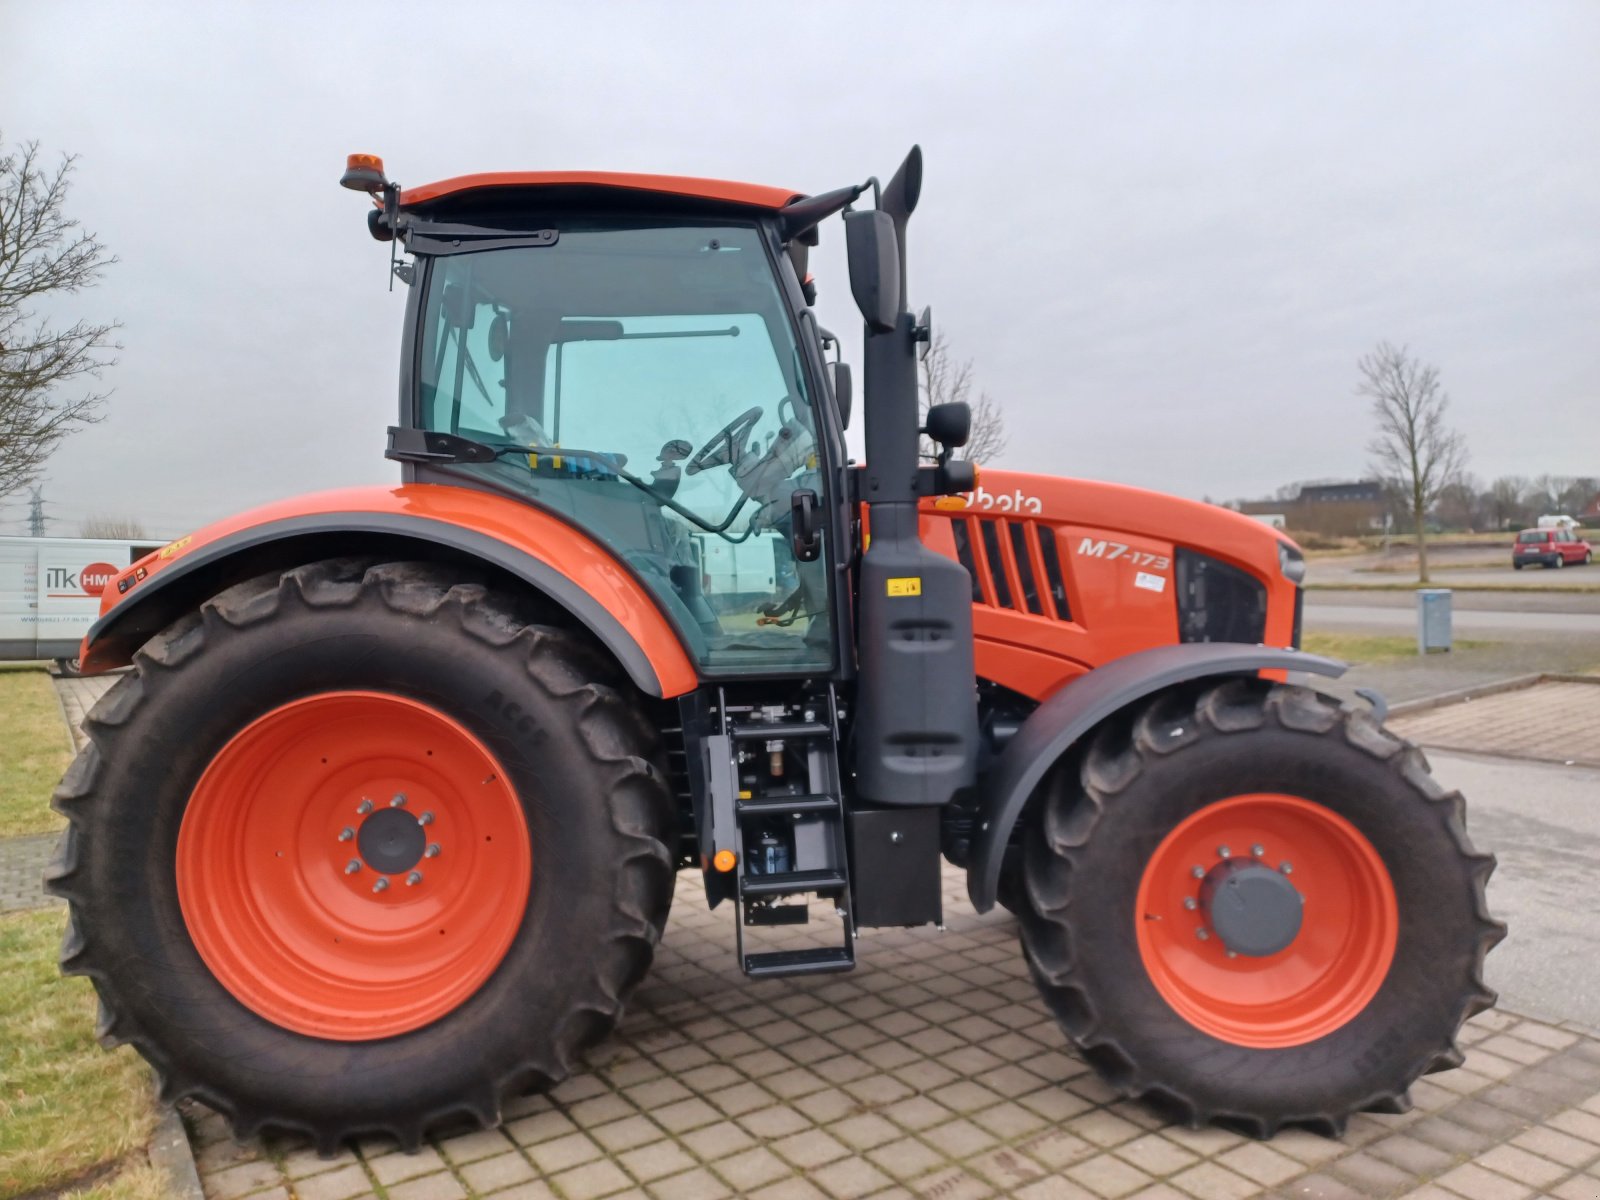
top-left (743, 946), bottom-right (854, 978)
top-left (740, 868), bottom-right (847, 897)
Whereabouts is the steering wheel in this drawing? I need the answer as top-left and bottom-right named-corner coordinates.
top-left (685, 406), bottom-right (763, 476)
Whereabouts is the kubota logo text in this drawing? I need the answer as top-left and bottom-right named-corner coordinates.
top-left (963, 485), bottom-right (1043, 515)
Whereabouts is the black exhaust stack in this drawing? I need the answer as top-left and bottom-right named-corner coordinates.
top-left (848, 147), bottom-right (979, 809)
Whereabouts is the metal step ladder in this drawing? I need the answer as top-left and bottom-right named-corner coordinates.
top-left (724, 696), bottom-right (855, 979)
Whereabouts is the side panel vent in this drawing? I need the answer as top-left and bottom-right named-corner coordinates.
top-left (1037, 527), bottom-right (1071, 620)
top-left (978, 520), bottom-right (1014, 609)
top-left (951, 520), bottom-right (983, 603)
top-left (1007, 522), bottom-right (1044, 615)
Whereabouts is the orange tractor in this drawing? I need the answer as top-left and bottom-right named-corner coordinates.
top-left (50, 148), bottom-right (1501, 1150)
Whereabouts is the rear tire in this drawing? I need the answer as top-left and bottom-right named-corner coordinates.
top-left (46, 560), bottom-right (676, 1151)
top-left (53, 656), bottom-right (83, 677)
top-left (1018, 680), bottom-right (1503, 1136)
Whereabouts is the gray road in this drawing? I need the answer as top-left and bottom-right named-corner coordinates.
top-left (1430, 750), bottom-right (1600, 1033)
top-left (1308, 545), bottom-right (1597, 590)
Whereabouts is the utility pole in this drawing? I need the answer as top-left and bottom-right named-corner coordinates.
top-left (27, 486), bottom-right (47, 537)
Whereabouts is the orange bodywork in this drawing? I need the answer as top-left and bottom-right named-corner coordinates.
top-left (93, 473), bottom-right (1294, 708)
top-left (86, 485), bottom-right (699, 697)
top-left (398, 171), bottom-right (802, 212)
top-left (921, 470), bottom-right (1300, 701)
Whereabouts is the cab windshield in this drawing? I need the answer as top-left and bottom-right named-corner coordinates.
top-left (416, 220), bottom-right (831, 675)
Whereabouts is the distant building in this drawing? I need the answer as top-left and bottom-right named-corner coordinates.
top-left (1239, 480), bottom-right (1387, 536)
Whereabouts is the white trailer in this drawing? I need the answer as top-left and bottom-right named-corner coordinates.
top-left (0, 537), bottom-right (161, 672)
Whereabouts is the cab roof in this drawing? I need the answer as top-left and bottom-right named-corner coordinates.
top-left (398, 171), bottom-right (803, 212)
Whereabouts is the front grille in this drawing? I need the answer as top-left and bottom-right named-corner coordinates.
top-left (1176, 549), bottom-right (1268, 644)
top-left (948, 516), bottom-right (1072, 622)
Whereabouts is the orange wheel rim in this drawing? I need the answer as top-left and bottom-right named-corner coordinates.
top-left (1134, 793), bottom-right (1397, 1048)
top-left (177, 691), bottom-right (530, 1040)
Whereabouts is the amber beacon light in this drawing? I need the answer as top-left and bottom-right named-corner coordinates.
top-left (340, 153), bottom-right (388, 193)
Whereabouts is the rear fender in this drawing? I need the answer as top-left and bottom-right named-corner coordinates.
top-left (967, 642), bottom-right (1346, 912)
top-left (80, 485), bottom-right (699, 698)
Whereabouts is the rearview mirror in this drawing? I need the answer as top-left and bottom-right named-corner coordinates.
top-left (844, 210), bottom-right (901, 333)
top-left (924, 401), bottom-right (971, 449)
top-left (827, 361), bottom-right (853, 429)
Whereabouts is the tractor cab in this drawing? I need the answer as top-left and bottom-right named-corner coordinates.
top-left (374, 174), bottom-right (845, 677)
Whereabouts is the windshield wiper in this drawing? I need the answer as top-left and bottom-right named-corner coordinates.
top-left (385, 428), bottom-right (751, 537)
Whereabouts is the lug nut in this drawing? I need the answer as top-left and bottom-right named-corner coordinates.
top-left (1280, 861), bottom-right (1293, 875)
top-left (1218, 845), bottom-right (1231, 859)
top-left (406, 871), bottom-right (423, 887)
top-left (356, 799), bottom-right (374, 815)
top-left (1196, 928), bottom-right (1210, 941)
top-left (418, 811), bottom-right (434, 826)
top-left (1251, 844), bottom-right (1265, 857)
top-left (338, 827), bottom-right (354, 842)
top-left (372, 877), bottom-right (389, 893)
top-left (390, 793), bottom-right (407, 808)
top-left (1191, 865), bottom-right (1205, 879)
top-left (1183, 897), bottom-right (1197, 911)
top-left (1226, 950), bottom-right (1238, 959)
top-left (344, 859), bottom-right (361, 875)
top-left (425, 843), bottom-right (441, 858)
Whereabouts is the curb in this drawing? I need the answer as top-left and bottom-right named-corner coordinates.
top-left (150, 1106), bottom-right (205, 1200)
top-left (47, 670), bottom-right (79, 756)
top-left (1386, 671), bottom-right (1600, 719)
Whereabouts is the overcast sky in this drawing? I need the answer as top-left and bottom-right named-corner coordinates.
top-left (2, 1), bottom-right (1595, 538)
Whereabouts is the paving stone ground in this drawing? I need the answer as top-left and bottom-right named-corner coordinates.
top-left (1390, 680), bottom-right (1600, 768)
top-left (182, 865), bottom-right (1600, 1200)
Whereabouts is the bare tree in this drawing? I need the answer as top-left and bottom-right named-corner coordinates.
top-left (918, 331), bottom-right (1007, 464)
top-left (80, 514), bottom-right (146, 539)
top-left (1359, 342), bottom-right (1467, 582)
top-left (1484, 475), bottom-right (1528, 531)
top-left (0, 136), bottom-right (119, 499)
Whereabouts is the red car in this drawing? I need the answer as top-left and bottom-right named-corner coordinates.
top-left (1513, 527), bottom-right (1592, 568)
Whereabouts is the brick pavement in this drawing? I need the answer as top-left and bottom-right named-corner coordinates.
top-left (182, 864), bottom-right (1600, 1200)
top-left (1390, 680), bottom-right (1600, 768)
top-left (0, 832), bottom-right (63, 913)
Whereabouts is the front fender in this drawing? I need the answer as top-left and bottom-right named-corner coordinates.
top-left (967, 642), bottom-right (1346, 913)
top-left (81, 485), bottom-right (699, 698)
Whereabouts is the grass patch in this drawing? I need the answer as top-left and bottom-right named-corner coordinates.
top-left (1306, 581), bottom-right (1600, 595)
top-left (1301, 632), bottom-right (1492, 666)
top-left (0, 908), bottom-right (157, 1198)
top-left (0, 668), bottom-right (71, 838)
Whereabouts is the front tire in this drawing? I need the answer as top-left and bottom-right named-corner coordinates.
top-left (46, 560), bottom-right (676, 1151)
top-left (1018, 680), bottom-right (1503, 1136)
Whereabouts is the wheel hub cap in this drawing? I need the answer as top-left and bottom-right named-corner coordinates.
top-left (1199, 859), bottom-right (1303, 957)
top-left (356, 806), bottom-right (428, 875)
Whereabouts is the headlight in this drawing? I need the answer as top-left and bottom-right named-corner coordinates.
top-left (1278, 540), bottom-right (1307, 585)
top-left (1176, 550), bottom-right (1268, 644)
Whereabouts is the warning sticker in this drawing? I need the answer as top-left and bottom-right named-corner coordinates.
top-left (1134, 571), bottom-right (1167, 593)
top-left (886, 577), bottom-right (923, 597)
